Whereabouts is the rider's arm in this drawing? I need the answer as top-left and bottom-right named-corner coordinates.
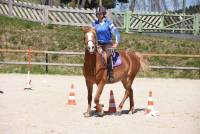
top-left (91, 20), bottom-right (97, 28)
top-left (108, 21), bottom-right (120, 45)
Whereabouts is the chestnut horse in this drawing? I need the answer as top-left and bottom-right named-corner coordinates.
top-left (82, 27), bottom-right (148, 117)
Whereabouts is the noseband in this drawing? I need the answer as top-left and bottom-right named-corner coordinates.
top-left (85, 32), bottom-right (97, 53)
top-left (87, 40), bottom-right (96, 46)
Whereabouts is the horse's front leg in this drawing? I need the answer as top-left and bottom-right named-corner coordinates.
top-left (94, 81), bottom-right (105, 117)
top-left (83, 80), bottom-right (93, 117)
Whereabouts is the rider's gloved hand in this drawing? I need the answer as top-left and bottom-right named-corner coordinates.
top-left (112, 43), bottom-right (118, 48)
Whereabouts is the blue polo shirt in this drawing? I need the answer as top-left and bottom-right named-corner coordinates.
top-left (92, 17), bottom-right (120, 45)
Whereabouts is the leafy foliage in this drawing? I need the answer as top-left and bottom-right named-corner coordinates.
top-left (117, 0), bottom-right (128, 3)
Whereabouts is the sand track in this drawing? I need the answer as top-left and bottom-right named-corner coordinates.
top-left (0, 74), bottom-right (200, 134)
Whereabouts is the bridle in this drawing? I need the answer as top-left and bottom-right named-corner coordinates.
top-left (87, 40), bottom-right (96, 47)
top-left (85, 31), bottom-right (97, 53)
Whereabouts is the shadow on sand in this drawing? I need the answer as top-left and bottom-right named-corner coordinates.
top-left (89, 108), bottom-right (145, 117)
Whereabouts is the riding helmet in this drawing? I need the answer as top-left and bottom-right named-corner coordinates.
top-left (96, 6), bottom-right (106, 16)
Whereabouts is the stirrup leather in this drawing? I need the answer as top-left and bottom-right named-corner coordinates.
top-left (107, 56), bottom-right (114, 82)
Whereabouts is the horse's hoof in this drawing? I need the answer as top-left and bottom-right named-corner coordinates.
top-left (83, 112), bottom-right (92, 117)
top-left (128, 110), bottom-right (134, 114)
top-left (95, 110), bottom-right (104, 117)
top-left (94, 104), bottom-right (104, 109)
top-left (128, 108), bottom-right (136, 114)
top-left (115, 108), bottom-right (122, 116)
top-left (115, 111), bottom-right (122, 116)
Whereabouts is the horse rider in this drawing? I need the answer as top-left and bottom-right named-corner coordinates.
top-left (92, 5), bottom-right (120, 82)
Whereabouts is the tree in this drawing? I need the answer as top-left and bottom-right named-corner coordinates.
top-left (141, 0), bottom-right (146, 11)
top-left (73, 0), bottom-right (115, 9)
top-left (99, 0), bottom-right (102, 6)
top-left (129, 0), bottom-right (136, 12)
top-left (67, 0), bottom-right (76, 8)
top-left (161, 0), bottom-right (168, 12)
top-left (155, 0), bottom-right (161, 12)
top-left (41, 0), bottom-right (53, 6)
top-left (118, 0), bottom-right (128, 2)
top-left (173, 0), bottom-right (179, 11)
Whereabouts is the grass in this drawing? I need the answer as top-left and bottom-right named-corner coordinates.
top-left (0, 15), bottom-right (200, 79)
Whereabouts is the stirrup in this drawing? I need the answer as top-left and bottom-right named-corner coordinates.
top-left (108, 76), bottom-right (114, 82)
top-left (108, 72), bottom-right (114, 82)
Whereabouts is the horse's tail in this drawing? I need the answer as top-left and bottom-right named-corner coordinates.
top-left (135, 52), bottom-right (150, 72)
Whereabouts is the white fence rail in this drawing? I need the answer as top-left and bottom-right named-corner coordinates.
top-left (0, 49), bottom-right (200, 73)
top-left (1, 61), bottom-right (200, 71)
top-left (0, 0), bottom-right (199, 34)
top-left (0, 0), bottom-right (96, 26)
top-left (0, 0), bottom-right (44, 22)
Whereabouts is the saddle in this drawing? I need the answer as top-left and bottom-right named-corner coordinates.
top-left (100, 50), bottom-right (122, 68)
top-left (111, 51), bottom-right (122, 68)
top-left (99, 49), bottom-right (122, 82)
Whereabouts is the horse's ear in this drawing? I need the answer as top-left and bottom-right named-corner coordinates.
top-left (82, 26), bottom-right (91, 32)
top-left (91, 27), bottom-right (96, 32)
top-left (82, 26), bottom-right (96, 33)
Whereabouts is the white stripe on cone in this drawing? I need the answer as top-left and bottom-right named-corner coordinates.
top-left (69, 96), bottom-right (75, 100)
top-left (145, 109), bottom-right (159, 117)
top-left (145, 91), bottom-right (159, 117)
top-left (67, 84), bottom-right (76, 105)
top-left (109, 103), bottom-right (116, 108)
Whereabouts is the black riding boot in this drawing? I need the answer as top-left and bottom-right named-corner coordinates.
top-left (107, 56), bottom-right (114, 82)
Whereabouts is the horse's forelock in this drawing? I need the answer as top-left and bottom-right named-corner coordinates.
top-left (83, 26), bottom-right (96, 35)
top-left (89, 29), bottom-right (96, 35)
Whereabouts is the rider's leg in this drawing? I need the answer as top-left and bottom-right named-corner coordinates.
top-left (105, 45), bottom-right (114, 82)
top-left (97, 45), bottom-right (107, 65)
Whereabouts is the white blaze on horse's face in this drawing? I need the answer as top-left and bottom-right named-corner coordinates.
top-left (86, 32), bottom-right (95, 53)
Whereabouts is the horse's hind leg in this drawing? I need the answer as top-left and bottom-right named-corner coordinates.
top-left (116, 89), bottom-right (129, 115)
top-left (116, 79), bottom-right (132, 115)
top-left (127, 76), bottom-right (137, 114)
top-left (128, 87), bottom-right (135, 114)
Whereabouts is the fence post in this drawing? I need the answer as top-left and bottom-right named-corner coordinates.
top-left (8, 0), bottom-right (13, 17)
top-left (193, 14), bottom-right (199, 35)
top-left (43, 6), bottom-right (49, 25)
top-left (45, 53), bottom-right (48, 73)
top-left (198, 14), bottom-right (200, 35)
top-left (125, 11), bottom-right (131, 33)
top-left (160, 15), bottom-right (164, 30)
top-left (138, 15), bottom-right (142, 33)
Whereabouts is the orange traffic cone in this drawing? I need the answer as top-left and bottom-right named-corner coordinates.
top-left (144, 91), bottom-right (159, 116)
top-left (67, 84), bottom-right (76, 105)
top-left (108, 90), bottom-right (116, 113)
